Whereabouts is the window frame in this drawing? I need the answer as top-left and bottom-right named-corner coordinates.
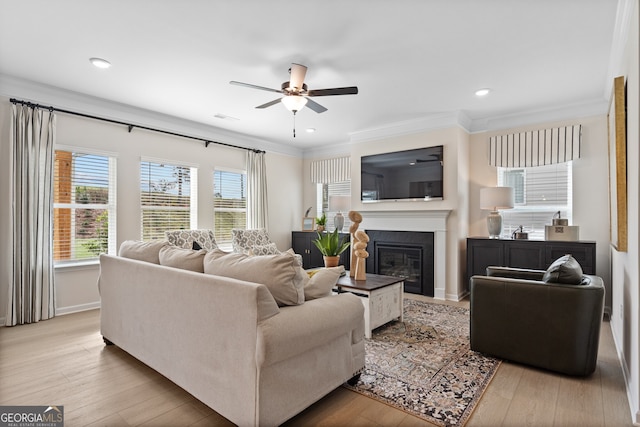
top-left (497, 161), bottom-right (573, 240)
top-left (53, 145), bottom-right (117, 267)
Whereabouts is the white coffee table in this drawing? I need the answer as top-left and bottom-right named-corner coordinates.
top-left (335, 272), bottom-right (404, 338)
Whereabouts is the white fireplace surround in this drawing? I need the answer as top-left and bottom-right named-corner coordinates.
top-left (360, 210), bottom-right (451, 300)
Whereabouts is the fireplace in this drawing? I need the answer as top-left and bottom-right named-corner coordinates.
top-left (366, 230), bottom-right (435, 296)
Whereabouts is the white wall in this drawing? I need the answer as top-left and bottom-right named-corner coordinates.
top-left (610, 0), bottom-right (639, 422)
top-left (0, 96), bottom-right (303, 318)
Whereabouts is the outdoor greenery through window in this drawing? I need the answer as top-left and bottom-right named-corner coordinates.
top-left (498, 161), bottom-right (572, 239)
top-left (214, 169), bottom-right (246, 248)
top-left (140, 160), bottom-right (197, 240)
top-left (317, 181), bottom-right (351, 231)
top-left (53, 149), bottom-right (116, 265)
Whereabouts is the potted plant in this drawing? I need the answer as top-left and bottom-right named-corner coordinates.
top-left (315, 213), bottom-right (327, 232)
top-left (313, 228), bottom-right (350, 267)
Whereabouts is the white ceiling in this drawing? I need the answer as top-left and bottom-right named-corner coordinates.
top-left (0, 1), bottom-right (621, 154)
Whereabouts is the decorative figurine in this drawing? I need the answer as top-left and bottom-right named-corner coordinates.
top-left (353, 229), bottom-right (369, 280)
top-left (348, 211), bottom-right (363, 277)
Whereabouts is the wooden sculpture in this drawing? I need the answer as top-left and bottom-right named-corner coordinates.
top-left (353, 229), bottom-right (369, 280)
top-left (348, 211), bottom-right (363, 277)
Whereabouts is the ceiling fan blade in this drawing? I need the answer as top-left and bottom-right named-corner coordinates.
top-left (307, 86), bottom-right (359, 97)
top-left (256, 98), bottom-right (282, 109)
top-left (305, 98), bottom-right (328, 113)
top-left (230, 81), bottom-right (283, 94)
top-left (289, 63), bottom-right (308, 92)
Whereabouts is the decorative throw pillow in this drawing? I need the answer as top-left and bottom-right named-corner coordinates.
top-left (251, 242), bottom-right (281, 256)
top-left (304, 267), bottom-right (343, 300)
top-left (542, 254), bottom-right (584, 285)
top-left (159, 246), bottom-right (207, 273)
top-left (231, 228), bottom-right (272, 253)
top-left (204, 249), bottom-right (305, 306)
top-left (118, 240), bottom-right (168, 264)
top-left (165, 229), bottom-right (218, 251)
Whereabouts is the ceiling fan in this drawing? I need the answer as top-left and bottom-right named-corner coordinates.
top-left (229, 63), bottom-right (358, 115)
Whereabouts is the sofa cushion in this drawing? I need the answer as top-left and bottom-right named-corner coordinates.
top-left (159, 246), bottom-right (207, 273)
top-left (304, 267), bottom-right (343, 300)
top-left (118, 240), bottom-right (168, 264)
top-left (542, 255), bottom-right (584, 285)
top-left (204, 249), bottom-right (305, 306)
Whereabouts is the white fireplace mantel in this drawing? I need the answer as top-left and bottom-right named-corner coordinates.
top-left (360, 210), bottom-right (451, 300)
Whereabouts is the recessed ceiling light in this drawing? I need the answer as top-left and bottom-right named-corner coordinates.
top-left (306, 128), bottom-right (316, 133)
top-left (475, 88), bottom-right (491, 97)
top-left (90, 57), bottom-right (111, 69)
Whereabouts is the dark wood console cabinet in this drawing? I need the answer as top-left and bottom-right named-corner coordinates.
top-left (292, 231), bottom-right (351, 270)
top-left (466, 237), bottom-right (596, 284)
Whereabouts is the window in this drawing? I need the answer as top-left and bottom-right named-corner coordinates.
top-left (53, 149), bottom-right (116, 265)
top-left (498, 161), bottom-right (572, 239)
top-left (214, 169), bottom-right (246, 248)
top-left (140, 160), bottom-right (197, 240)
top-left (316, 180), bottom-right (351, 231)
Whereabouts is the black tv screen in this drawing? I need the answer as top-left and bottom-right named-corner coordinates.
top-left (361, 145), bottom-right (443, 202)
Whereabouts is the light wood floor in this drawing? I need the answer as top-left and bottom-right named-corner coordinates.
top-left (0, 297), bottom-right (632, 427)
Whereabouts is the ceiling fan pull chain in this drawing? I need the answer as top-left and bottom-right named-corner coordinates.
top-left (293, 111), bottom-right (297, 138)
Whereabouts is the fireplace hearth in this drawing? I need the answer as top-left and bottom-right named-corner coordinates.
top-left (366, 230), bottom-right (435, 296)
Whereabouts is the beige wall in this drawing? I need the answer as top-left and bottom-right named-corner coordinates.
top-left (469, 115), bottom-right (612, 310)
top-left (304, 127), bottom-right (471, 300)
top-left (0, 97), bottom-right (303, 318)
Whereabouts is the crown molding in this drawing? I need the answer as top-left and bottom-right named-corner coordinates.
top-left (469, 99), bottom-right (609, 133)
top-left (0, 74), bottom-right (303, 157)
top-left (348, 111), bottom-right (473, 144)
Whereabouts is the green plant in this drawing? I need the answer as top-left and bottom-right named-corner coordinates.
top-left (312, 228), bottom-right (350, 257)
top-left (315, 213), bottom-right (327, 227)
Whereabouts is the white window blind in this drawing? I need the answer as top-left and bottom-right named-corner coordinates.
top-left (140, 160), bottom-right (197, 240)
top-left (214, 169), bottom-right (247, 248)
top-left (53, 149), bottom-right (116, 264)
top-left (317, 181), bottom-right (351, 231)
top-left (498, 161), bottom-right (572, 239)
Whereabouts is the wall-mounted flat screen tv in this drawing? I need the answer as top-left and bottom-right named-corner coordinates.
top-left (361, 145), bottom-right (443, 202)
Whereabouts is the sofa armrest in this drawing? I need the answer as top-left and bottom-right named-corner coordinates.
top-left (485, 266), bottom-right (546, 281)
top-left (256, 293), bottom-right (364, 367)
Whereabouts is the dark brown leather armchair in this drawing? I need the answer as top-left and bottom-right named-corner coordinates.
top-left (470, 266), bottom-right (605, 376)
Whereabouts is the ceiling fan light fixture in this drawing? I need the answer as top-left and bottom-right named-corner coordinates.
top-left (281, 95), bottom-right (308, 112)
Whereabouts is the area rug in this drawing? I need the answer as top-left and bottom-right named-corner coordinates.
top-left (344, 299), bottom-right (501, 426)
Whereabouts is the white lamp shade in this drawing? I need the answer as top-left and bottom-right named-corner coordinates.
top-left (281, 95), bottom-right (308, 112)
top-left (480, 186), bottom-right (514, 211)
top-left (329, 195), bottom-right (350, 212)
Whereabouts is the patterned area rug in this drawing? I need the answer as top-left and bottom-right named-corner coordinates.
top-left (344, 299), bottom-right (501, 426)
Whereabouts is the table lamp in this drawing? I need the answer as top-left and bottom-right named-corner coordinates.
top-left (480, 187), bottom-right (514, 238)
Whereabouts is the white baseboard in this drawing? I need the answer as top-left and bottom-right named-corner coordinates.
top-left (610, 321), bottom-right (640, 426)
top-left (56, 301), bottom-right (101, 316)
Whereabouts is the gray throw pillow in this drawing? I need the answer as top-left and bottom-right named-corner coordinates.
top-left (542, 255), bottom-right (584, 285)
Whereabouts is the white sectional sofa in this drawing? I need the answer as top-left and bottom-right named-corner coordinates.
top-left (98, 241), bottom-right (365, 427)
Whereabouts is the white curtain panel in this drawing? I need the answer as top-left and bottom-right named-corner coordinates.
top-left (6, 104), bottom-right (56, 326)
top-left (246, 150), bottom-right (268, 229)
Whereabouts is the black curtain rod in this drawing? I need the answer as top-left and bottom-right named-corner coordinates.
top-left (9, 98), bottom-right (265, 153)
